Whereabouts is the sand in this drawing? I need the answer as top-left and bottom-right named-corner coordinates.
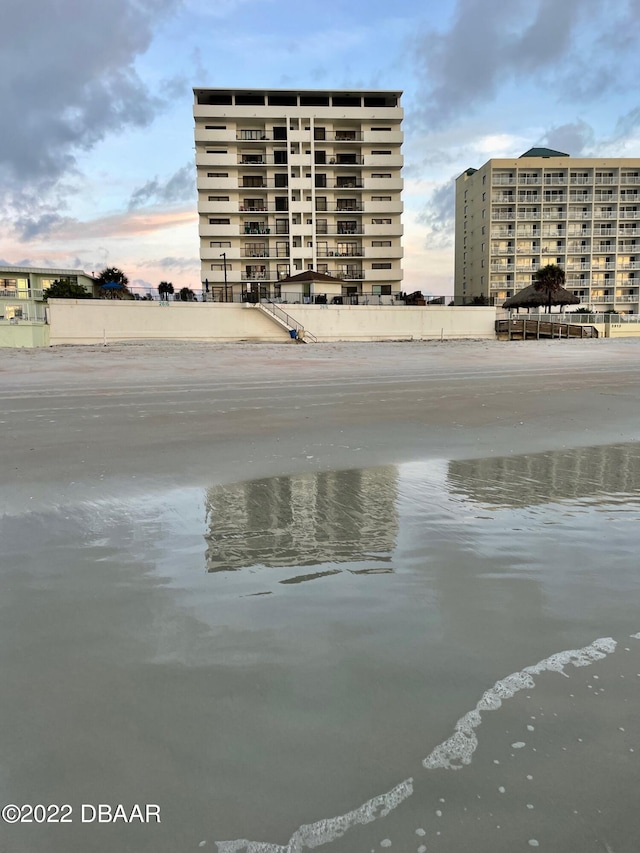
top-left (1, 338), bottom-right (640, 514)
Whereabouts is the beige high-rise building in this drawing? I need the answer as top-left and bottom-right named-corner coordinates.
top-left (193, 88), bottom-right (403, 303)
top-left (454, 148), bottom-right (640, 312)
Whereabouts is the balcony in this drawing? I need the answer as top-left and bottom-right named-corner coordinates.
top-left (517, 195), bottom-right (540, 203)
top-left (330, 156), bottom-right (364, 166)
top-left (317, 248), bottom-right (364, 257)
top-left (566, 261), bottom-right (591, 271)
top-left (492, 227), bottom-right (515, 237)
top-left (333, 203), bottom-right (364, 212)
top-left (490, 263), bottom-right (515, 272)
top-left (621, 175), bottom-right (640, 184)
top-left (518, 176), bottom-right (541, 185)
top-left (492, 211), bottom-right (516, 220)
top-left (542, 211), bottom-right (566, 220)
top-left (569, 194), bottom-right (592, 202)
top-left (518, 210), bottom-right (541, 219)
top-left (493, 194), bottom-right (516, 203)
top-left (595, 176), bottom-right (617, 184)
top-left (544, 176), bottom-right (568, 185)
top-left (492, 175), bottom-right (515, 185)
top-left (0, 288), bottom-right (43, 300)
top-left (595, 193), bottom-right (618, 202)
top-left (570, 176), bottom-right (591, 184)
top-left (334, 181), bottom-right (364, 189)
top-left (593, 211), bottom-right (617, 220)
top-left (332, 268), bottom-right (365, 280)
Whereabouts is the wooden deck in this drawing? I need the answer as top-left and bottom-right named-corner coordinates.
top-left (496, 318), bottom-right (598, 341)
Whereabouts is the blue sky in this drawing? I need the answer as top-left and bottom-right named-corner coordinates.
top-left (2, 0), bottom-right (640, 297)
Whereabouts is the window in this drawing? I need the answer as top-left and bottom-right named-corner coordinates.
top-left (315, 197), bottom-right (327, 211)
top-left (314, 127), bottom-right (326, 140)
top-left (209, 241), bottom-right (231, 248)
top-left (207, 172), bottom-right (228, 178)
top-left (205, 125), bottom-right (226, 130)
top-left (315, 174), bottom-right (327, 188)
top-left (275, 197), bottom-right (288, 211)
top-left (371, 127), bottom-right (391, 131)
top-left (372, 240), bottom-right (392, 247)
top-left (207, 196), bottom-right (229, 201)
top-left (372, 196), bottom-right (391, 201)
top-left (372, 262), bottom-right (392, 269)
top-left (316, 219), bottom-right (328, 234)
top-left (209, 218), bottom-right (230, 224)
top-left (245, 243), bottom-right (267, 257)
top-left (274, 173), bottom-right (288, 188)
top-left (274, 150), bottom-right (288, 164)
top-left (273, 126), bottom-right (287, 140)
top-left (371, 150), bottom-right (391, 155)
top-left (371, 173), bottom-right (392, 179)
top-left (206, 149), bottom-right (227, 154)
top-left (372, 218), bottom-right (392, 224)
top-left (242, 176), bottom-right (264, 187)
top-left (210, 263), bottom-right (232, 270)
top-left (239, 130), bottom-right (263, 140)
top-left (372, 284), bottom-right (392, 295)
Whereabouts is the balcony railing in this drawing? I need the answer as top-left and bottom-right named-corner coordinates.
top-left (518, 177), bottom-right (541, 185)
top-left (317, 249), bottom-right (364, 257)
top-left (492, 212), bottom-right (516, 220)
top-left (493, 194), bottom-right (515, 203)
top-left (570, 176), bottom-right (591, 184)
top-left (334, 182), bottom-right (364, 189)
top-left (0, 288), bottom-right (43, 300)
top-left (492, 176), bottom-right (515, 185)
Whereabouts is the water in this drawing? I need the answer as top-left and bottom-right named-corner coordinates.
top-left (1, 443), bottom-right (640, 852)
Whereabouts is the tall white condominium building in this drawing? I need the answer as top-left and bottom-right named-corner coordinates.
top-left (193, 88), bottom-right (403, 302)
top-left (455, 148), bottom-right (640, 312)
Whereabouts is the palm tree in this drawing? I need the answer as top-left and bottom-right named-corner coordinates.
top-left (534, 264), bottom-right (565, 314)
top-left (158, 281), bottom-right (174, 301)
top-left (95, 267), bottom-right (131, 299)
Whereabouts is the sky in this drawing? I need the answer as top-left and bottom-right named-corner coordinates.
top-left (3, 0), bottom-right (640, 298)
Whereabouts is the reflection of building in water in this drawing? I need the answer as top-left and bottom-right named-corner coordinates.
top-left (204, 467), bottom-right (398, 572)
top-left (448, 442), bottom-right (640, 508)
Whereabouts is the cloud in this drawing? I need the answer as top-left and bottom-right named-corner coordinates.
top-left (537, 120), bottom-right (595, 156)
top-left (411, 0), bottom-right (627, 127)
top-left (0, 0), bottom-right (182, 229)
top-left (129, 164), bottom-right (196, 209)
top-left (416, 175), bottom-right (457, 250)
top-left (140, 256), bottom-right (199, 271)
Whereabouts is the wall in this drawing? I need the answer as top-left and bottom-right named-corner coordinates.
top-left (288, 305), bottom-right (496, 341)
top-left (47, 300), bottom-right (497, 345)
top-left (605, 322), bottom-right (640, 338)
top-left (48, 301), bottom-right (287, 344)
top-left (0, 321), bottom-right (49, 348)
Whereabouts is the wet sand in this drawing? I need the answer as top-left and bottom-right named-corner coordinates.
top-left (2, 339), bottom-right (640, 853)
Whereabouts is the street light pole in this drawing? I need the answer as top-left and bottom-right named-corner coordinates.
top-left (221, 252), bottom-right (228, 302)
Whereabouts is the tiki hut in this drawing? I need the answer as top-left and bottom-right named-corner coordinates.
top-left (502, 283), bottom-right (579, 312)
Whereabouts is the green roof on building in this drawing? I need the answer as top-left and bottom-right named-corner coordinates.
top-left (519, 147), bottom-right (569, 158)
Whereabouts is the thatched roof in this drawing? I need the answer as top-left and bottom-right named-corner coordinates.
top-left (502, 283), bottom-right (580, 310)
